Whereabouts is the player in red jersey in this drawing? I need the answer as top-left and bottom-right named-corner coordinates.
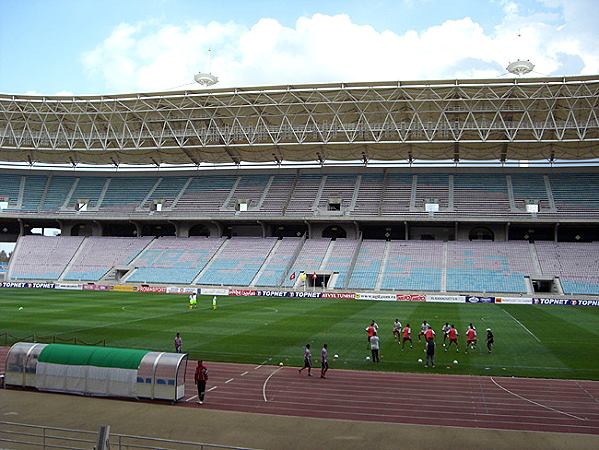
top-left (446, 324), bottom-right (459, 352)
top-left (424, 325), bottom-right (435, 343)
top-left (401, 323), bottom-right (413, 351)
top-left (465, 324), bottom-right (477, 352)
top-left (366, 321), bottom-right (376, 349)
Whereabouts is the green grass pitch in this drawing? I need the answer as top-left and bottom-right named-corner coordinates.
top-left (1, 289), bottom-right (599, 380)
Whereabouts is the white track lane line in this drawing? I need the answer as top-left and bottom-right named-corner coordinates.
top-left (262, 367), bottom-right (283, 402)
top-left (490, 377), bottom-right (586, 421)
top-left (185, 395), bottom-right (198, 402)
top-left (502, 308), bottom-right (541, 343)
top-left (240, 371), bottom-right (248, 376)
top-left (207, 386), bottom-right (218, 392)
top-left (225, 378), bottom-right (234, 384)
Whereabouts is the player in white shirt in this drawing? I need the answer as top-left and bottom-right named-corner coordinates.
top-left (392, 319), bottom-right (402, 344)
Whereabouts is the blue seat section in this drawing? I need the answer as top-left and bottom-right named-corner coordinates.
top-left (129, 267), bottom-right (201, 284)
top-left (64, 269), bottom-right (108, 281)
top-left (196, 238), bottom-right (277, 286)
top-left (550, 174), bottom-right (599, 212)
top-left (21, 175), bottom-right (47, 211)
top-left (353, 173), bottom-right (384, 216)
top-left (561, 279), bottom-right (599, 295)
top-left (347, 240), bottom-right (386, 289)
top-left (511, 174), bottom-right (547, 201)
top-left (175, 176), bottom-right (237, 212)
top-left (453, 174), bottom-right (510, 214)
top-left (41, 176), bottom-right (76, 210)
top-left (381, 268), bottom-right (442, 291)
top-left (316, 175), bottom-right (356, 210)
top-left (322, 239), bottom-right (360, 288)
top-left (101, 177), bottom-right (158, 210)
top-left (67, 177), bottom-right (107, 209)
top-left (224, 175), bottom-right (271, 209)
top-left (380, 174), bottom-right (412, 215)
top-left (285, 175), bottom-right (323, 215)
top-left (254, 238), bottom-right (303, 287)
top-left (127, 237), bottom-right (225, 284)
top-left (416, 174), bottom-right (449, 208)
top-left (143, 176), bottom-right (189, 209)
top-left (380, 242), bottom-right (444, 291)
top-left (446, 242), bottom-right (532, 293)
top-left (0, 173), bottom-right (22, 209)
top-left (283, 239), bottom-right (331, 287)
top-left (446, 269), bottom-right (525, 293)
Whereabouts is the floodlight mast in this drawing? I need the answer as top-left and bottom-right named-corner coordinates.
top-left (506, 59), bottom-right (535, 76)
top-left (194, 48), bottom-right (219, 87)
top-left (506, 32), bottom-right (534, 76)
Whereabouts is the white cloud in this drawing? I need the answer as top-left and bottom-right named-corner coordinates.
top-left (81, 5), bottom-right (599, 93)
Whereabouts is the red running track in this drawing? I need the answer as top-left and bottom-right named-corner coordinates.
top-left (180, 360), bottom-right (599, 435)
top-left (2, 348), bottom-right (599, 435)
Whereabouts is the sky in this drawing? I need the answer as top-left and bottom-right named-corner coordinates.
top-left (0, 0), bottom-right (598, 96)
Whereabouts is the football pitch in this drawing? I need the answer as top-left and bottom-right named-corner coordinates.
top-left (1, 289), bottom-right (599, 380)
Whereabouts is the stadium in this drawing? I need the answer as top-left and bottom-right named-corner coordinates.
top-left (1, 74), bottom-right (599, 448)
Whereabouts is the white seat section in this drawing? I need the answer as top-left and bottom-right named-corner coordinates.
top-left (63, 237), bottom-right (154, 281)
top-left (536, 241), bottom-right (599, 294)
top-left (283, 239), bottom-right (331, 286)
top-left (11, 236), bottom-right (85, 280)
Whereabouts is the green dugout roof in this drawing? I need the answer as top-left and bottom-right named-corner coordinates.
top-left (38, 344), bottom-right (150, 370)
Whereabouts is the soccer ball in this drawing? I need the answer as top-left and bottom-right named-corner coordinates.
top-left (334, 354), bottom-right (339, 358)
top-left (366, 356), bottom-right (371, 360)
top-left (453, 360), bottom-right (458, 364)
top-left (279, 362), bottom-right (284, 366)
top-left (418, 358), bottom-right (423, 363)
top-left (18, 306), bottom-right (23, 311)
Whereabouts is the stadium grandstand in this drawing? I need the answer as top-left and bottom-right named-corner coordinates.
top-left (1, 74), bottom-right (599, 296)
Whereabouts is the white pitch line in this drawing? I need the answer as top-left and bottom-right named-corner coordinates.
top-left (225, 378), bottom-right (234, 384)
top-left (207, 386), bottom-right (218, 392)
top-left (185, 395), bottom-right (198, 402)
top-left (240, 371), bottom-right (248, 376)
top-left (262, 366), bottom-right (283, 402)
top-left (502, 308), bottom-right (541, 343)
top-left (490, 377), bottom-right (586, 421)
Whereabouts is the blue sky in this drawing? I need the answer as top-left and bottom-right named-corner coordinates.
top-left (0, 0), bottom-right (597, 94)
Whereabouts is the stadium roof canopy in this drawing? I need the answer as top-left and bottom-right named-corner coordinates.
top-left (0, 75), bottom-right (598, 166)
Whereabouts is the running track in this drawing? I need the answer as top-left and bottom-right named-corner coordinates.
top-left (2, 348), bottom-right (599, 435)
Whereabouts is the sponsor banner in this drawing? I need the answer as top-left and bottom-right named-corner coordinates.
top-left (290, 291), bottom-right (322, 298)
top-left (229, 289), bottom-right (257, 297)
top-left (55, 283), bottom-right (82, 290)
top-left (166, 286), bottom-right (198, 295)
top-left (355, 292), bottom-right (396, 301)
top-left (321, 292), bottom-right (356, 299)
top-left (113, 285), bottom-right (136, 292)
top-left (82, 284), bottom-right (112, 291)
top-left (137, 286), bottom-right (167, 294)
top-left (465, 295), bottom-right (495, 304)
top-left (495, 297), bottom-right (532, 305)
top-left (200, 288), bottom-right (229, 296)
top-left (0, 281), bottom-right (56, 289)
top-left (396, 294), bottom-right (426, 302)
top-left (533, 298), bottom-right (599, 307)
top-left (255, 290), bottom-right (295, 297)
top-left (426, 294), bottom-right (465, 303)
